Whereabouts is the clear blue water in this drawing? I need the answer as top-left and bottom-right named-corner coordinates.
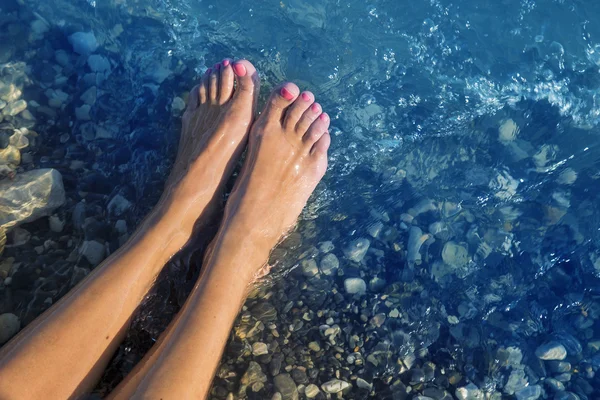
top-left (3, 0), bottom-right (600, 398)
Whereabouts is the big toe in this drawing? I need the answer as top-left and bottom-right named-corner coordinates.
top-left (261, 82), bottom-right (300, 123)
top-left (232, 59), bottom-right (260, 102)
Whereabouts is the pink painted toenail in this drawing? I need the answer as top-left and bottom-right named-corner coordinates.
top-left (320, 113), bottom-right (329, 121)
top-left (311, 103), bottom-right (321, 113)
top-left (232, 62), bottom-right (247, 77)
top-left (223, 59), bottom-right (230, 67)
top-left (206, 68), bottom-right (212, 75)
top-left (301, 92), bottom-right (311, 101)
top-left (281, 87), bottom-right (294, 100)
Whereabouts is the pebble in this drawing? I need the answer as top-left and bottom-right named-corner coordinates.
top-left (544, 378), bottom-right (565, 392)
top-left (49, 215), bottom-right (65, 233)
top-left (343, 238), bottom-right (370, 263)
top-left (535, 342), bottom-right (567, 360)
top-left (75, 104), bottom-right (91, 120)
top-left (241, 361), bottom-right (267, 386)
top-left (554, 393), bottom-right (580, 400)
top-left (107, 194), bottom-right (132, 217)
top-left (0, 169), bottom-right (66, 230)
top-left (321, 379), bottom-right (351, 394)
top-left (80, 240), bottom-right (106, 266)
top-left (344, 278), bottom-right (366, 295)
top-left (319, 241), bottom-right (334, 253)
top-left (2, 100), bottom-right (27, 117)
top-left (320, 253), bottom-right (339, 275)
top-left (547, 361), bottom-right (571, 373)
top-left (87, 55), bottom-right (111, 73)
top-left (304, 384), bottom-right (320, 398)
top-left (69, 31), bottom-right (98, 55)
top-left (273, 373), bottom-right (299, 400)
top-left (301, 259), bottom-right (319, 277)
top-left (171, 96), bottom-right (185, 113)
top-left (308, 341), bottom-right (321, 352)
top-left (356, 377), bottom-right (373, 391)
top-left (252, 342), bottom-right (268, 356)
top-left (515, 385), bottom-right (542, 400)
top-left (455, 383), bottom-right (484, 400)
top-left (81, 86), bottom-right (97, 105)
top-left (0, 313), bottom-right (20, 344)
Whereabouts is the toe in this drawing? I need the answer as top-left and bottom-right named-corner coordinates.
top-left (208, 65), bottom-right (219, 103)
top-left (283, 91), bottom-right (314, 132)
top-left (232, 59), bottom-right (259, 102)
top-left (303, 112), bottom-right (330, 149)
top-left (261, 82), bottom-right (300, 123)
top-left (186, 84), bottom-right (201, 110)
top-left (296, 102), bottom-right (321, 134)
top-left (218, 59), bottom-right (235, 104)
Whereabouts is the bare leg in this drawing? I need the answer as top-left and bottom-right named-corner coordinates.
top-left (110, 83), bottom-right (331, 399)
top-left (0, 59), bottom-right (260, 399)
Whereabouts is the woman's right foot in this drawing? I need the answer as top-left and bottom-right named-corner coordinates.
top-left (211, 82), bottom-right (331, 273)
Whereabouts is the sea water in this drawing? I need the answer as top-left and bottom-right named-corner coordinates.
top-left (1, 0), bottom-right (600, 398)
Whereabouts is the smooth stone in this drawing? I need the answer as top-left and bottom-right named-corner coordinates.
top-left (319, 241), bottom-right (334, 253)
top-left (442, 241), bottom-right (469, 268)
top-left (252, 342), bottom-right (268, 356)
top-left (2, 100), bottom-right (27, 117)
top-left (308, 341), bottom-right (321, 352)
top-left (69, 31), bottom-right (98, 55)
top-left (241, 361), bottom-right (267, 385)
top-left (536, 342), bottom-right (567, 360)
top-left (48, 215), bottom-right (65, 233)
top-left (0, 313), bottom-right (20, 344)
top-left (107, 195), bottom-right (131, 217)
top-left (321, 379), bottom-right (351, 394)
top-left (171, 96), bottom-right (185, 113)
top-left (75, 104), bottom-right (91, 120)
top-left (0, 226), bottom-right (5, 257)
top-left (30, 19), bottom-right (50, 35)
top-left (301, 259), bottom-right (319, 277)
top-left (343, 238), bottom-right (370, 263)
top-left (9, 131), bottom-right (28, 149)
top-left (504, 368), bottom-right (528, 395)
top-left (0, 145), bottom-right (20, 166)
top-left (547, 361), bottom-right (571, 373)
top-left (320, 253), bottom-right (339, 275)
top-left (81, 86), bottom-right (97, 105)
top-left (115, 220), bottom-right (127, 234)
top-left (456, 383), bottom-right (484, 400)
top-left (344, 278), bottom-right (366, 295)
top-left (356, 377), bottom-right (373, 391)
top-left (304, 384), bottom-right (320, 398)
top-left (87, 55), bottom-right (111, 73)
top-left (544, 378), bottom-right (565, 392)
top-left (0, 169), bottom-right (66, 229)
top-left (273, 373), bottom-right (299, 400)
top-left (55, 50), bottom-right (70, 67)
top-left (80, 240), bottom-right (106, 265)
top-left (0, 84), bottom-right (21, 103)
top-left (515, 385), bottom-right (542, 400)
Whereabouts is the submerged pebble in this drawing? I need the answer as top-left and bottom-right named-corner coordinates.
top-left (535, 342), bottom-right (567, 360)
top-left (0, 313), bottom-right (20, 344)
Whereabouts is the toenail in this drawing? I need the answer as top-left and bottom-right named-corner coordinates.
top-left (311, 103), bottom-right (321, 113)
top-left (206, 68), bottom-right (212, 75)
top-left (301, 92), bottom-right (311, 102)
top-left (223, 59), bottom-right (230, 67)
top-left (319, 113), bottom-right (329, 121)
top-left (281, 87), bottom-right (295, 100)
top-left (232, 62), bottom-right (247, 77)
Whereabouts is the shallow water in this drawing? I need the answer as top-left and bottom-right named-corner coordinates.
top-left (2, 0), bottom-right (600, 398)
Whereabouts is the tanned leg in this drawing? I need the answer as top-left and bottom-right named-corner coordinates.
top-left (110, 83), bottom-right (331, 399)
top-left (0, 59), bottom-right (260, 399)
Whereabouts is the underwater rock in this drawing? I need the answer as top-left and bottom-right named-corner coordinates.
top-left (535, 342), bottom-right (567, 360)
top-left (499, 119), bottom-right (519, 143)
top-left (252, 342), bottom-right (268, 356)
top-left (0, 169), bottom-right (66, 230)
top-left (515, 385), bottom-right (542, 400)
top-left (68, 31), bottom-right (98, 55)
top-left (304, 384), bottom-right (320, 398)
top-left (273, 373), bottom-right (298, 400)
top-left (0, 84), bottom-right (21, 103)
top-left (455, 383), bottom-right (484, 400)
top-left (0, 226), bottom-right (5, 257)
top-left (107, 194), bottom-right (132, 217)
top-left (441, 241), bottom-right (469, 268)
top-left (343, 238), bottom-right (370, 263)
top-left (80, 240), bottom-right (105, 266)
top-left (557, 168), bottom-right (577, 185)
top-left (321, 379), bottom-right (351, 394)
top-left (87, 54), bottom-right (111, 73)
top-left (490, 170), bottom-right (519, 200)
top-left (75, 104), bottom-right (91, 120)
top-left (407, 226), bottom-right (432, 266)
top-left (171, 96), bottom-right (185, 113)
top-left (2, 100), bottom-right (27, 117)
top-left (48, 215), bottom-right (65, 233)
top-left (301, 259), bottom-right (319, 277)
top-left (0, 313), bottom-right (20, 344)
top-left (320, 253), bottom-right (339, 275)
top-left (344, 278), bottom-right (366, 295)
top-left (81, 86), bottom-right (97, 105)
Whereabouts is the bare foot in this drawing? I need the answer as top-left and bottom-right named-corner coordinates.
top-left (159, 59), bottom-right (260, 237)
top-left (215, 82), bottom-right (331, 266)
